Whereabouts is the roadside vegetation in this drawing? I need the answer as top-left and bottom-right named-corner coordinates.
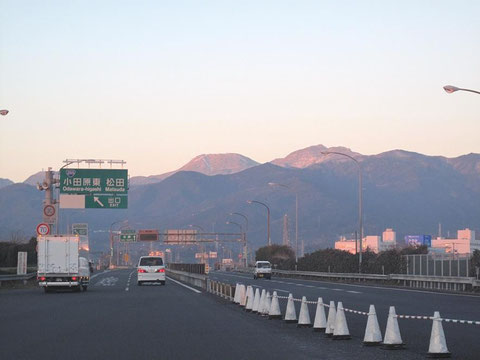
top-left (0, 237), bottom-right (37, 273)
top-left (254, 244), bottom-right (444, 274)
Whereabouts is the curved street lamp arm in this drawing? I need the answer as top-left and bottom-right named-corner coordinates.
top-left (229, 212), bottom-right (248, 231)
top-left (226, 221), bottom-right (243, 232)
top-left (443, 85), bottom-right (480, 95)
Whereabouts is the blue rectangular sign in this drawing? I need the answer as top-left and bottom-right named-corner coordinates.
top-left (404, 235), bottom-right (431, 246)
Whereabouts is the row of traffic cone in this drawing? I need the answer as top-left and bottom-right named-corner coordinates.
top-left (232, 283), bottom-right (450, 358)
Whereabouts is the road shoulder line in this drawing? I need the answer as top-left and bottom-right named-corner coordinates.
top-left (166, 276), bottom-right (202, 293)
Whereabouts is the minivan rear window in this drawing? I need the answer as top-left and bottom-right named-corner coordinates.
top-left (140, 257), bottom-right (163, 266)
top-left (257, 262), bottom-right (271, 268)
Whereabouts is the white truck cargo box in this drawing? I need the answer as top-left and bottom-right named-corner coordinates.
top-left (37, 235), bottom-right (90, 292)
top-left (38, 236), bottom-right (79, 274)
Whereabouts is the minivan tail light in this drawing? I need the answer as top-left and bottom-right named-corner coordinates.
top-left (137, 268), bottom-right (146, 273)
top-left (156, 268), bottom-right (165, 273)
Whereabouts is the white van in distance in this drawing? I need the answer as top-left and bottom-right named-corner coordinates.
top-left (253, 261), bottom-right (272, 279)
top-left (137, 256), bottom-right (166, 285)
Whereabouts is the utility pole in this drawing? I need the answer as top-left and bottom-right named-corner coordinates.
top-left (282, 214), bottom-right (290, 246)
top-left (37, 168), bottom-right (58, 234)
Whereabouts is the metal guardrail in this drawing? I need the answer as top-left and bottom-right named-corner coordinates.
top-left (273, 269), bottom-right (388, 281)
top-left (0, 272), bottom-right (36, 285)
top-left (269, 269), bottom-right (479, 291)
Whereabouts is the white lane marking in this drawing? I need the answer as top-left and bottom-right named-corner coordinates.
top-left (272, 288), bottom-right (290, 293)
top-left (125, 270), bottom-right (135, 291)
top-left (166, 276), bottom-right (201, 293)
top-left (332, 288), bottom-right (343, 291)
top-left (347, 290), bottom-right (361, 294)
top-left (91, 269), bottom-right (111, 279)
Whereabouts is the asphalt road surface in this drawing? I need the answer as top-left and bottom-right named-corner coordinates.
top-left (1, 269), bottom-right (477, 360)
top-left (209, 270), bottom-right (480, 360)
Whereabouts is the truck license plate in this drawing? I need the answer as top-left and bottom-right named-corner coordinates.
top-left (56, 278), bottom-right (63, 282)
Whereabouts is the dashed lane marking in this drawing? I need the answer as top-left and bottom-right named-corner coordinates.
top-left (125, 270), bottom-right (135, 291)
top-left (272, 288), bottom-right (290, 293)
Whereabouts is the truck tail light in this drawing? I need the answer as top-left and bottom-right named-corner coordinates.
top-left (137, 268), bottom-right (146, 273)
top-left (71, 276), bottom-right (77, 281)
top-left (39, 276), bottom-right (46, 281)
top-left (156, 268), bottom-right (165, 273)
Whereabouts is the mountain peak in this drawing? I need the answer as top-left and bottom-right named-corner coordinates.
top-left (270, 144), bottom-right (362, 168)
top-left (129, 153), bottom-right (259, 185)
top-left (177, 153), bottom-right (259, 176)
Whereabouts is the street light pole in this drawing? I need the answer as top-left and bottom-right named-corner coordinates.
top-left (322, 151), bottom-right (363, 272)
top-left (189, 224), bottom-right (206, 264)
top-left (247, 200), bottom-right (271, 246)
top-left (228, 212), bottom-right (249, 267)
top-left (268, 182), bottom-right (299, 266)
top-left (109, 220), bottom-right (127, 269)
top-left (443, 85), bottom-right (480, 95)
top-left (226, 220), bottom-right (246, 267)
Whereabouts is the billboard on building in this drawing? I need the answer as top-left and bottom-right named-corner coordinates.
top-left (405, 235), bottom-right (432, 247)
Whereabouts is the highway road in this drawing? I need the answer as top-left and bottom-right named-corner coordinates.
top-left (0, 269), bottom-right (477, 360)
top-left (209, 270), bottom-right (480, 360)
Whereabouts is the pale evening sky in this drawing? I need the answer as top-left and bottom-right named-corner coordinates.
top-left (1, 0), bottom-right (479, 182)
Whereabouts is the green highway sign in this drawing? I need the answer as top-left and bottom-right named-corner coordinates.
top-left (60, 169), bottom-right (128, 195)
top-left (120, 230), bottom-right (137, 242)
top-left (60, 168), bottom-right (128, 210)
top-left (85, 195), bottom-right (128, 209)
top-left (72, 223), bottom-right (88, 236)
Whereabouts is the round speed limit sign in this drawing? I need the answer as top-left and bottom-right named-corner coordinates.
top-left (36, 223), bottom-right (50, 236)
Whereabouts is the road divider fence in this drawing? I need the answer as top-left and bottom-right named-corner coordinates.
top-left (165, 268), bottom-right (207, 289)
top-left (235, 267), bottom-right (480, 292)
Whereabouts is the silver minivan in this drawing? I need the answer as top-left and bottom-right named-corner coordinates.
top-left (137, 256), bottom-right (166, 285)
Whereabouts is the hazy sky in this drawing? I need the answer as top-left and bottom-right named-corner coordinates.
top-left (1, 0), bottom-right (479, 182)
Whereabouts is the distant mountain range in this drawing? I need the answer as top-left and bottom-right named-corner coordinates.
top-left (129, 153), bottom-right (259, 185)
top-left (1, 145), bottom-right (479, 254)
top-left (0, 178), bottom-right (14, 189)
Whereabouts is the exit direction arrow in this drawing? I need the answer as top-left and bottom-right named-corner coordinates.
top-left (94, 196), bottom-right (104, 207)
top-left (85, 195), bottom-right (128, 209)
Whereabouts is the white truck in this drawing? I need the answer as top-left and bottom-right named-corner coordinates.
top-left (37, 235), bottom-right (91, 293)
top-left (253, 261), bottom-right (272, 279)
